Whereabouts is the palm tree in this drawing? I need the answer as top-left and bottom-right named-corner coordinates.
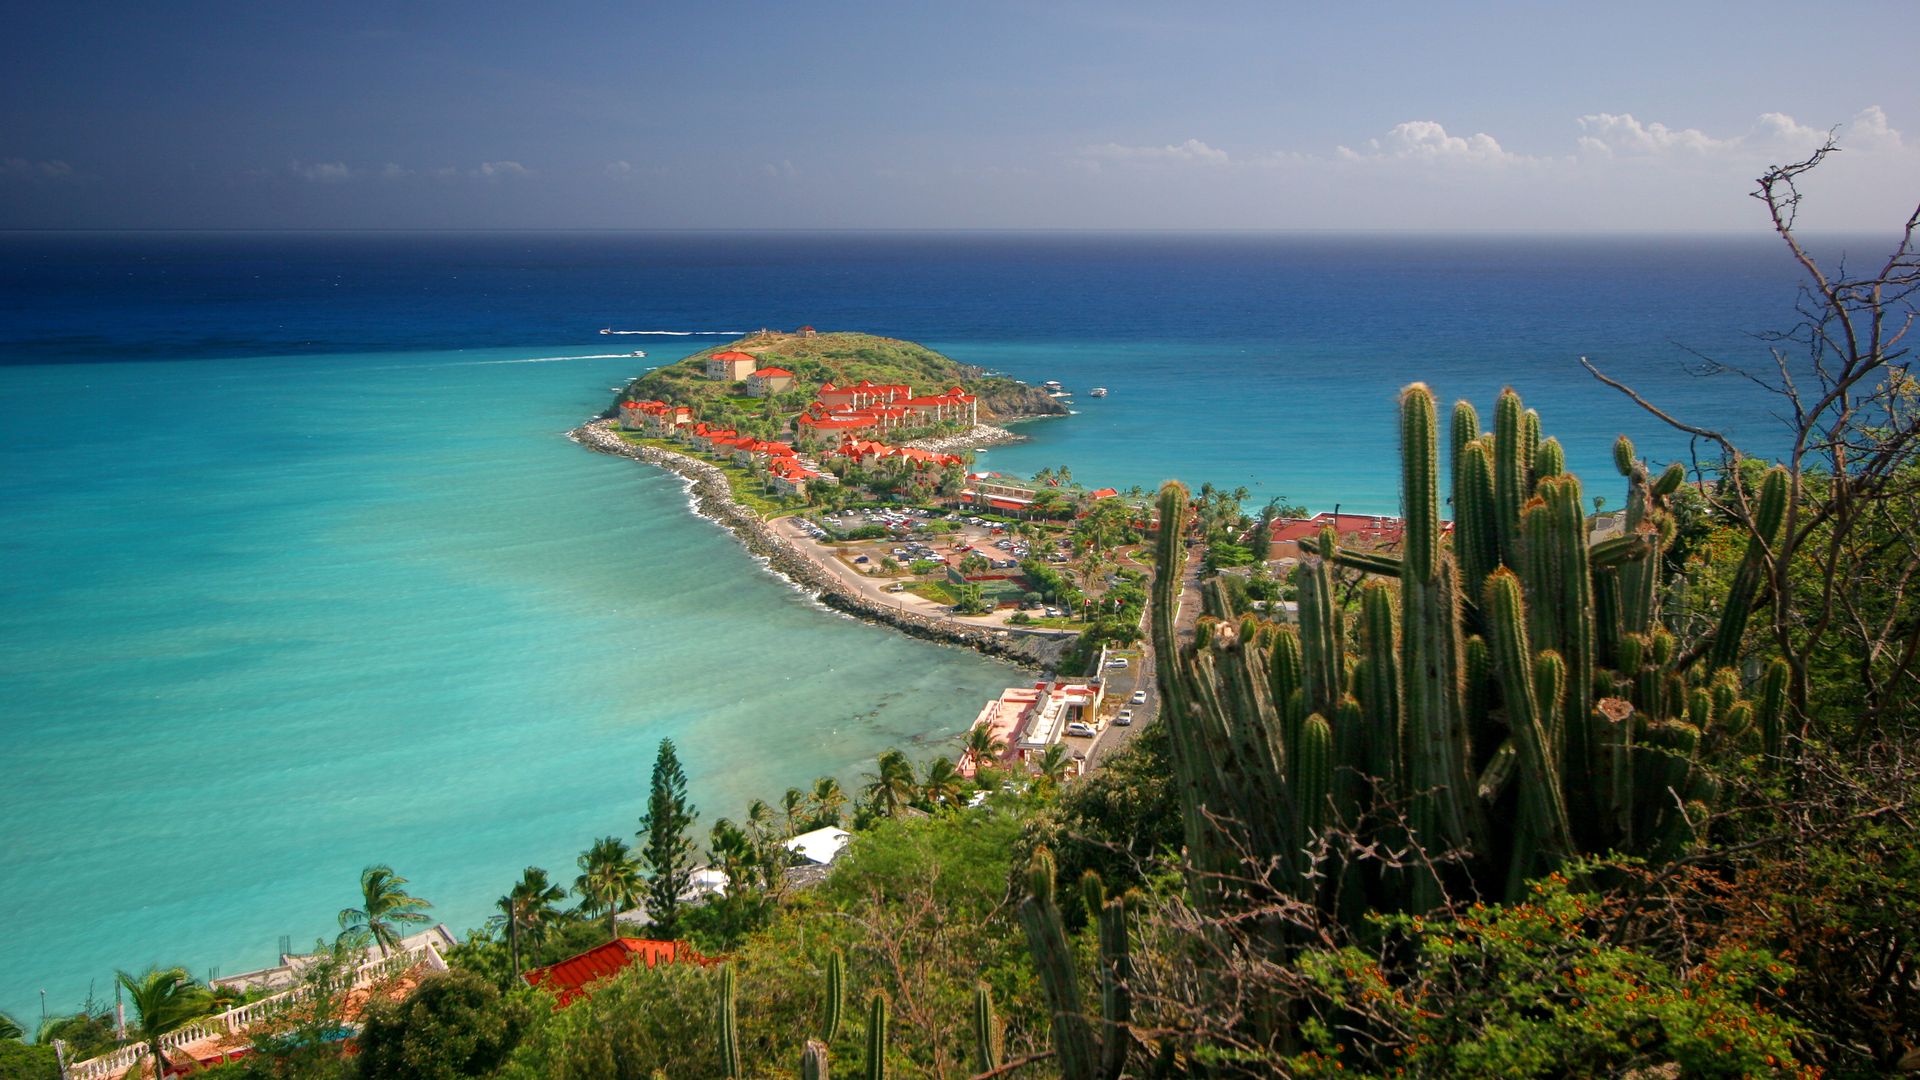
top-left (574, 837), bottom-right (644, 941)
top-left (922, 756), bottom-right (967, 807)
top-left (337, 865), bottom-right (432, 959)
top-left (494, 866), bottom-right (566, 979)
top-left (780, 787), bottom-right (808, 837)
top-left (115, 968), bottom-right (212, 1079)
top-left (744, 798), bottom-right (776, 844)
top-left (0, 1011), bottom-right (22, 1041)
top-left (962, 725), bottom-right (1007, 774)
top-left (1035, 743), bottom-right (1074, 790)
top-left (809, 776), bottom-right (847, 826)
top-left (863, 749), bottom-right (919, 818)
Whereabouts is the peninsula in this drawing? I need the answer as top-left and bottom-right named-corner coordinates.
top-left (573, 329), bottom-right (1099, 670)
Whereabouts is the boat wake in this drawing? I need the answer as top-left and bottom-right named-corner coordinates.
top-left (600, 329), bottom-right (745, 336)
top-left (470, 353), bottom-right (639, 365)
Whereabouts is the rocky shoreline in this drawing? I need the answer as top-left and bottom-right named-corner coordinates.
top-left (569, 421), bottom-right (1070, 670)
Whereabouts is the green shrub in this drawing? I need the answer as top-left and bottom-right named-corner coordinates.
top-left (355, 970), bottom-right (532, 1080)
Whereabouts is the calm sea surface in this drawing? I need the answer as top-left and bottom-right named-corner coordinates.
top-left (0, 231), bottom-right (1838, 1020)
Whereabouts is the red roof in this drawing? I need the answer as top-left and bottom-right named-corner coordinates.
top-left (711, 350), bottom-right (756, 361)
top-left (1089, 488), bottom-right (1119, 499)
top-left (523, 938), bottom-right (707, 1006)
top-left (752, 367), bottom-right (795, 378)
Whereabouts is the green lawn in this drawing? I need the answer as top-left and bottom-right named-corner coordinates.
top-left (908, 582), bottom-right (958, 605)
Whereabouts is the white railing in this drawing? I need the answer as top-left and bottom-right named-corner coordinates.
top-left (69, 942), bottom-right (443, 1079)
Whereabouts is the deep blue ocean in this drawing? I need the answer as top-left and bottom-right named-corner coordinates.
top-left (0, 230), bottom-right (1831, 1024)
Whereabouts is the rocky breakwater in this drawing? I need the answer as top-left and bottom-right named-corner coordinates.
top-left (570, 421), bottom-right (1070, 670)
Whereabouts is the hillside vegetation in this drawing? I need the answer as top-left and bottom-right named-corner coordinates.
top-left (608, 331), bottom-right (1067, 423)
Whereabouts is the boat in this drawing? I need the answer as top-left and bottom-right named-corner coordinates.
top-left (1042, 380), bottom-right (1063, 391)
top-left (600, 327), bottom-right (612, 334)
top-left (631, 350), bottom-right (647, 357)
top-left (1089, 387), bottom-right (1108, 397)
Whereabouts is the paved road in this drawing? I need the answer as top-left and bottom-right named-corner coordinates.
top-left (1083, 541), bottom-right (1203, 768)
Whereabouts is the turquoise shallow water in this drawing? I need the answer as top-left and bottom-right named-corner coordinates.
top-left (0, 344), bottom-right (1018, 1019)
top-left (1, 230), bottom-right (1823, 1023)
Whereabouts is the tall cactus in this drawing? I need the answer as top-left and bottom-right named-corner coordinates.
top-left (1145, 382), bottom-right (1787, 931)
top-left (1019, 850), bottom-right (1098, 1080)
top-left (1400, 384), bottom-right (1483, 908)
top-left (801, 1040), bottom-right (830, 1080)
top-left (823, 949), bottom-right (845, 1043)
top-left (864, 993), bottom-right (888, 1080)
top-left (971, 984), bottom-right (1002, 1075)
top-left (1706, 466), bottom-right (1788, 671)
top-left (717, 965), bottom-right (740, 1079)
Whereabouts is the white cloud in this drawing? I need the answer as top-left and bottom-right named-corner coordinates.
top-left (1575, 113), bottom-right (1729, 157)
top-left (1, 156), bottom-right (76, 180)
top-left (291, 160), bottom-right (353, 182)
top-left (1576, 108), bottom-right (1905, 160)
top-left (1844, 105), bottom-right (1904, 151)
top-left (761, 159), bottom-right (797, 178)
top-left (1339, 120), bottom-right (1520, 163)
top-left (1081, 138), bottom-right (1230, 165)
top-left (379, 163), bottom-right (410, 180)
top-left (473, 160), bottom-right (528, 178)
top-left (604, 160), bottom-right (633, 176)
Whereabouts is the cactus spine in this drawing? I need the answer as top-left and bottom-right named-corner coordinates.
top-left (717, 965), bottom-right (740, 1079)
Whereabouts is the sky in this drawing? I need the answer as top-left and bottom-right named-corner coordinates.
top-left (2, 0), bottom-right (1915, 231)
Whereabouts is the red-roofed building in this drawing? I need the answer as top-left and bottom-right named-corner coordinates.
top-left (797, 325), bottom-right (818, 337)
top-left (746, 367), bottom-right (796, 397)
top-left (834, 437), bottom-right (963, 471)
top-left (705, 350), bottom-right (759, 382)
top-left (618, 399), bottom-right (694, 436)
top-left (1088, 488), bottom-right (1119, 500)
top-left (959, 681), bottom-right (1106, 779)
top-left (689, 424), bottom-right (740, 451)
top-left (1268, 512), bottom-right (1432, 558)
top-left (522, 938), bottom-right (710, 1007)
top-left (818, 380), bottom-right (911, 411)
top-left (901, 386), bottom-right (979, 427)
top-left (768, 457), bottom-right (826, 497)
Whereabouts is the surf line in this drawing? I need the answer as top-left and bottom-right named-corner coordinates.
top-left (599, 329), bottom-right (746, 336)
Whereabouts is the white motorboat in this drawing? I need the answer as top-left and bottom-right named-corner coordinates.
top-left (1089, 387), bottom-right (1108, 397)
top-left (631, 350), bottom-right (647, 357)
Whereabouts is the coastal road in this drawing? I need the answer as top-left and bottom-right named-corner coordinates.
top-left (1084, 541), bottom-right (1202, 768)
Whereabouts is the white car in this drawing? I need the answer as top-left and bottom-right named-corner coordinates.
top-left (1106, 657), bottom-right (1130, 669)
top-left (1130, 690), bottom-right (1148, 704)
top-left (1065, 721), bottom-right (1097, 738)
top-left (1114, 709), bottom-right (1134, 726)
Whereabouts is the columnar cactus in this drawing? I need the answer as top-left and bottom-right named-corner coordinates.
top-left (971, 984), bottom-right (1002, 1075)
top-left (864, 994), bottom-right (888, 1080)
top-left (717, 965), bottom-right (740, 1079)
top-left (1018, 850), bottom-right (1097, 1079)
top-left (823, 949), bottom-right (844, 1043)
top-left (801, 1040), bottom-right (830, 1080)
top-left (1147, 383), bottom-right (1788, 931)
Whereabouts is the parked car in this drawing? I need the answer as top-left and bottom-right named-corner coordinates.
top-left (1106, 657), bottom-right (1130, 668)
top-left (1066, 721), bottom-right (1097, 738)
top-left (1114, 709), bottom-right (1135, 726)
top-left (1130, 689), bottom-right (1148, 704)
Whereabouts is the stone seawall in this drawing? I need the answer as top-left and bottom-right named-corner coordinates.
top-left (569, 421), bottom-right (1070, 670)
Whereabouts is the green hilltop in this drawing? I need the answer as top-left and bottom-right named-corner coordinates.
top-left (608, 330), bottom-right (1066, 423)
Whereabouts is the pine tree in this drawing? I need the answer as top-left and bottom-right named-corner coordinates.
top-left (637, 738), bottom-right (698, 936)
